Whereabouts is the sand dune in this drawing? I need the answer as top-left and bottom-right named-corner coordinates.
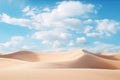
top-left (0, 58), bottom-right (29, 68)
top-left (0, 49), bottom-right (120, 69)
top-left (0, 49), bottom-right (120, 80)
top-left (96, 52), bottom-right (120, 60)
top-left (0, 51), bottom-right (39, 62)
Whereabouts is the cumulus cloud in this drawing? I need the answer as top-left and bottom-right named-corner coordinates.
top-left (0, 14), bottom-right (32, 28)
top-left (96, 19), bottom-right (120, 36)
top-left (69, 37), bottom-right (88, 46)
top-left (0, 1), bottom-right (119, 37)
top-left (32, 30), bottom-right (71, 41)
top-left (0, 1), bottom-right (120, 52)
top-left (49, 1), bottom-right (96, 18)
top-left (0, 36), bottom-right (24, 47)
top-left (85, 19), bottom-right (120, 37)
top-left (76, 37), bottom-right (87, 44)
top-left (88, 41), bottom-right (120, 52)
top-left (0, 1), bottom-right (96, 30)
top-left (31, 29), bottom-right (72, 47)
top-left (0, 36), bottom-right (24, 53)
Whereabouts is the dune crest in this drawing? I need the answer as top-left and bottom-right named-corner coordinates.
top-left (0, 49), bottom-right (120, 80)
top-left (0, 51), bottom-right (39, 62)
top-left (0, 49), bottom-right (120, 69)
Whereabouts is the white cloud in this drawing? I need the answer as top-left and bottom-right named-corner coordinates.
top-left (31, 29), bottom-right (87, 48)
top-left (32, 30), bottom-right (71, 41)
top-left (21, 45), bottom-right (32, 50)
top-left (96, 19), bottom-right (120, 36)
top-left (53, 40), bottom-right (62, 48)
top-left (43, 7), bottom-right (50, 12)
top-left (0, 1), bottom-right (96, 31)
top-left (22, 6), bottom-right (30, 13)
top-left (69, 37), bottom-right (88, 46)
top-left (0, 1), bottom-right (119, 36)
top-left (0, 36), bottom-right (24, 53)
top-left (0, 36), bottom-right (24, 47)
top-left (32, 29), bottom-right (72, 48)
top-left (76, 37), bottom-right (87, 44)
top-left (85, 19), bottom-right (120, 37)
top-left (86, 32), bottom-right (103, 37)
top-left (69, 41), bottom-right (75, 46)
top-left (0, 14), bottom-right (32, 28)
top-left (22, 6), bottom-right (37, 16)
top-left (0, 1), bottom-right (120, 52)
top-left (88, 41), bottom-right (120, 52)
top-left (22, 1), bottom-right (95, 49)
top-left (51, 1), bottom-right (96, 18)
top-left (84, 25), bottom-right (93, 33)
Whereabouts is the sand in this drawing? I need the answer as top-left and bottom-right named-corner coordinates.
top-left (0, 49), bottom-right (120, 80)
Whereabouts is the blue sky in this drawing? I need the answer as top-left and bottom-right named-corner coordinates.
top-left (0, 0), bottom-right (120, 53)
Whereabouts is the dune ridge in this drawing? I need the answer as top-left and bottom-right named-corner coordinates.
top-left (0, 49), bottom-right (120, 69)
top-left (0, 49), bottom-right (120, 80)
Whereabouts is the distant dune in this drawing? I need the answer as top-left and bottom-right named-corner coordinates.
top-left (0, 49), bottom-right (120, 69)
top-left (0, 49), bottom-right (120, 80)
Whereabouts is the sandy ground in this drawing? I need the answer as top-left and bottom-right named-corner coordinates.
top-left (0, 69), bottom-right (120, 80)
top-left (0, 49), bottom-right (120, 80)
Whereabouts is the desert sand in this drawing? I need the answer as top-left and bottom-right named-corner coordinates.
top-left (0, 49), bottom-right (120, 80)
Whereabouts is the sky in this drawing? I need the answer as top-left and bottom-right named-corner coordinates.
top-left (0, 0), bottom-right (120, 53)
